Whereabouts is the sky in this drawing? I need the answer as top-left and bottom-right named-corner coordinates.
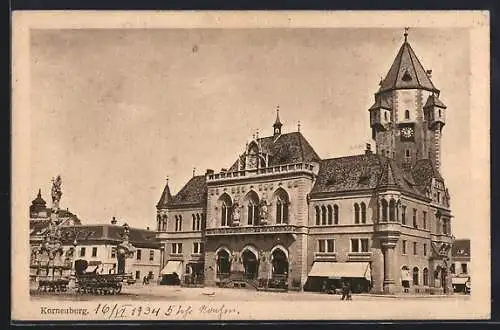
top-left (29, 27), bottom-right (471, 238)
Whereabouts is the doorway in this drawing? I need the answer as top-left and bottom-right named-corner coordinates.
top-left (242, 250), bottom-right (258, 279)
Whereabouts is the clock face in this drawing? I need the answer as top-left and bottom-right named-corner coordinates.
top-left (401, 127), bottom-right (414, 139)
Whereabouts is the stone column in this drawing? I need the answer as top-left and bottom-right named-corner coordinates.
top-left (382, 244), bottom-right (395, 293)
top-left (380, 235), bottom-right (399, 294)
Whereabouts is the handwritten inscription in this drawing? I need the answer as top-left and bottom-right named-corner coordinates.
top-left (93, 303), bottom-right (239, 320)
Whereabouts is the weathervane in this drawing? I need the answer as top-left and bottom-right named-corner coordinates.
top-left (404, 27), bottom-right (409, 42)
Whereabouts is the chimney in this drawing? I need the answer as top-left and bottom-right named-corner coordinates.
top-left (111, 216), bottom-right (117, 225)
top-left (206, 169), bottom-right (214, 175)
top-left (365, 143), bottom-right (372, 155)
top-left (426, 69), bottom-right (432, 79)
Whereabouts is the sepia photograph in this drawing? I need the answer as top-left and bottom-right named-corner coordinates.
top-left (12, 11), bottom-right (490, 321)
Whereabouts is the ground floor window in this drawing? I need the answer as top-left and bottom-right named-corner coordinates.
top-left (135, 270), bottom-right (140, 279)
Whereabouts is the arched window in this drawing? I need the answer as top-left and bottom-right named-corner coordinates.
top-left (327, 205), bottom-right (333, 225)
top-left (405, 109), bottom-right (410, 120)
top-left (438, 109), bottom-right (442, 117)
top-left (321, 205), bottom-right (327, 225)
top-left (315, 206), bottom-right (320, 226)
top-left (413, 267), bottom-right (419, 286)
top-left (389, 199), bottom-right (396, 222)
top-left (219, 194), bottom-right (232, 227)
top-left (192, 214), bottom-right (196, 231)
top-left (157, 214), bottom-right (161, 231)
top-left (196, 213), bottom-right (201, 231)
top-left (244, 191), bottom-right (259, 226)
top-left (274, 189), bottom-right (289, 224)
top-left (354, 203), bottom-right (360, 224)
top-left (334, 205), bottom-right (339, 224)
top-left (384, 112), bottom-right (388, 121)
top-left (360, 202), bottom-right (367, 224)
top-left (423, 268), bottom-right (429, 286)
top-left (381, 199), bottom-right (388, 222)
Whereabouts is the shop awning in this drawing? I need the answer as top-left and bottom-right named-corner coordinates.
top-left (86, 265), bottom-right (98, 273)
top-left (161, 261), bottom-right (183, 275)
top-left (308, 262), bottom-right (371, 281)
top-left (452, 277), bottom-right (469, 285)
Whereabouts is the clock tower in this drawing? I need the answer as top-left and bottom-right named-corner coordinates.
top-left (368, 29), bottom-right (447, 172)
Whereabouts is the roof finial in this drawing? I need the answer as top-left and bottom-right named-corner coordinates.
top-left (404, 27), bottom-right (409, 42)
top-left (256, 128), bottom-right (259, 139)
top-left (193, 167), bottom-right (196, 177)
top-left (37, 188), bottom-right (42, 198)
top-left (166, 175), bottom-right (169, 184)
top-left (298, 120), bottom-right (301, 132)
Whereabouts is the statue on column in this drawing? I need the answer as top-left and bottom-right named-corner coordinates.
top-left (51, 175), bottom-right (63, 211)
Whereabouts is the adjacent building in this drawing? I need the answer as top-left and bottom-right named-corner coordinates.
top-left (451, 239), bottom-right (470, 292)
top-left (155, 31), bottom-right (455, 294)
top-left (29, 189), bottom-right (162, 283)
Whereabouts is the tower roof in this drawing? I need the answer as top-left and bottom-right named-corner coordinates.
top-left (424, 93), bottom-right (447, 109)
top-left (156, 179), bottom-right (172, 208)
top-left (31, 189), bottom-right (46, 206)
top-left (378, 34), bottom-right (439, 94)
top-left (274, 107), bottom-right (282, 127)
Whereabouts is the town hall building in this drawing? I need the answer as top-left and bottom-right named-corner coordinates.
top-left (155, 31), bottom-right (454, 294)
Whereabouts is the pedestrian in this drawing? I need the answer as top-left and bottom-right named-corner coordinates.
top-left (143, 275), bottom-right (148, 285)
top-left (341, 281), bottom-right (348, 300)
top-left (346, 282), bottom-right (352, 300)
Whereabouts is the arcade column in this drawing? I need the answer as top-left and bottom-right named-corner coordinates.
top-left (380, 235), bottom-right (400, 294)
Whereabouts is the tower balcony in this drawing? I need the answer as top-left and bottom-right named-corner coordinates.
top-left (206, 162), bottom-right (317, 183)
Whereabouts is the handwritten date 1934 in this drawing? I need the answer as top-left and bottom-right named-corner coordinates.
top-left (93, 303), bottom-right (193, 319)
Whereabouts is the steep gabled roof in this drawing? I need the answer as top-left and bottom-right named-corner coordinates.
top-left (169, 175), bottom-right (207, 207)
top-left (311, 154), bottom-right (383, 194)
top-left (228, 132), bottom-right (321, 171)
top-left (378, 39), bottom-right (438, 93)
top-left (311, 153), bottom-right (428, 198)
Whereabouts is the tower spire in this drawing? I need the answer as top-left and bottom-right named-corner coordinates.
top-left (273, 105), bottom-right (283, 137)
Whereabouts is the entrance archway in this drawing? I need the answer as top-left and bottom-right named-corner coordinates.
top-left (271, 248), bottom-right (289, 277)
top-left (242, 250), bottom-right (258, 279)
top-left (216, 249), bottom-right (231, 276)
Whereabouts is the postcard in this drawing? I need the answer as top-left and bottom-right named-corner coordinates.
top-left (11, 10), bottom-right (490, 321)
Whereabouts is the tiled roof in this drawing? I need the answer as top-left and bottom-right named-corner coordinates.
top-left (379, 40), bottom-right (438, 93)
top-left (170, 175), bottom-right (207, 207)
top-left (424, 94), bottom-right (447, 109)
top-left (57, 224), bottom-right (160, 249)
top-left (228, 132), bottom-right (321, 171)
top-left (311, 154), bottom-right (383, 194)
top-left (311, 153), bottom-right (430, 198)
top-left (452, 239), bottom-right (470, 258)
top-left (411, 159), bottom-right (444, 185)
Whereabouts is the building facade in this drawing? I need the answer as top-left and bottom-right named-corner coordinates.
top-left (156, 32), bottom-right (454, 294)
